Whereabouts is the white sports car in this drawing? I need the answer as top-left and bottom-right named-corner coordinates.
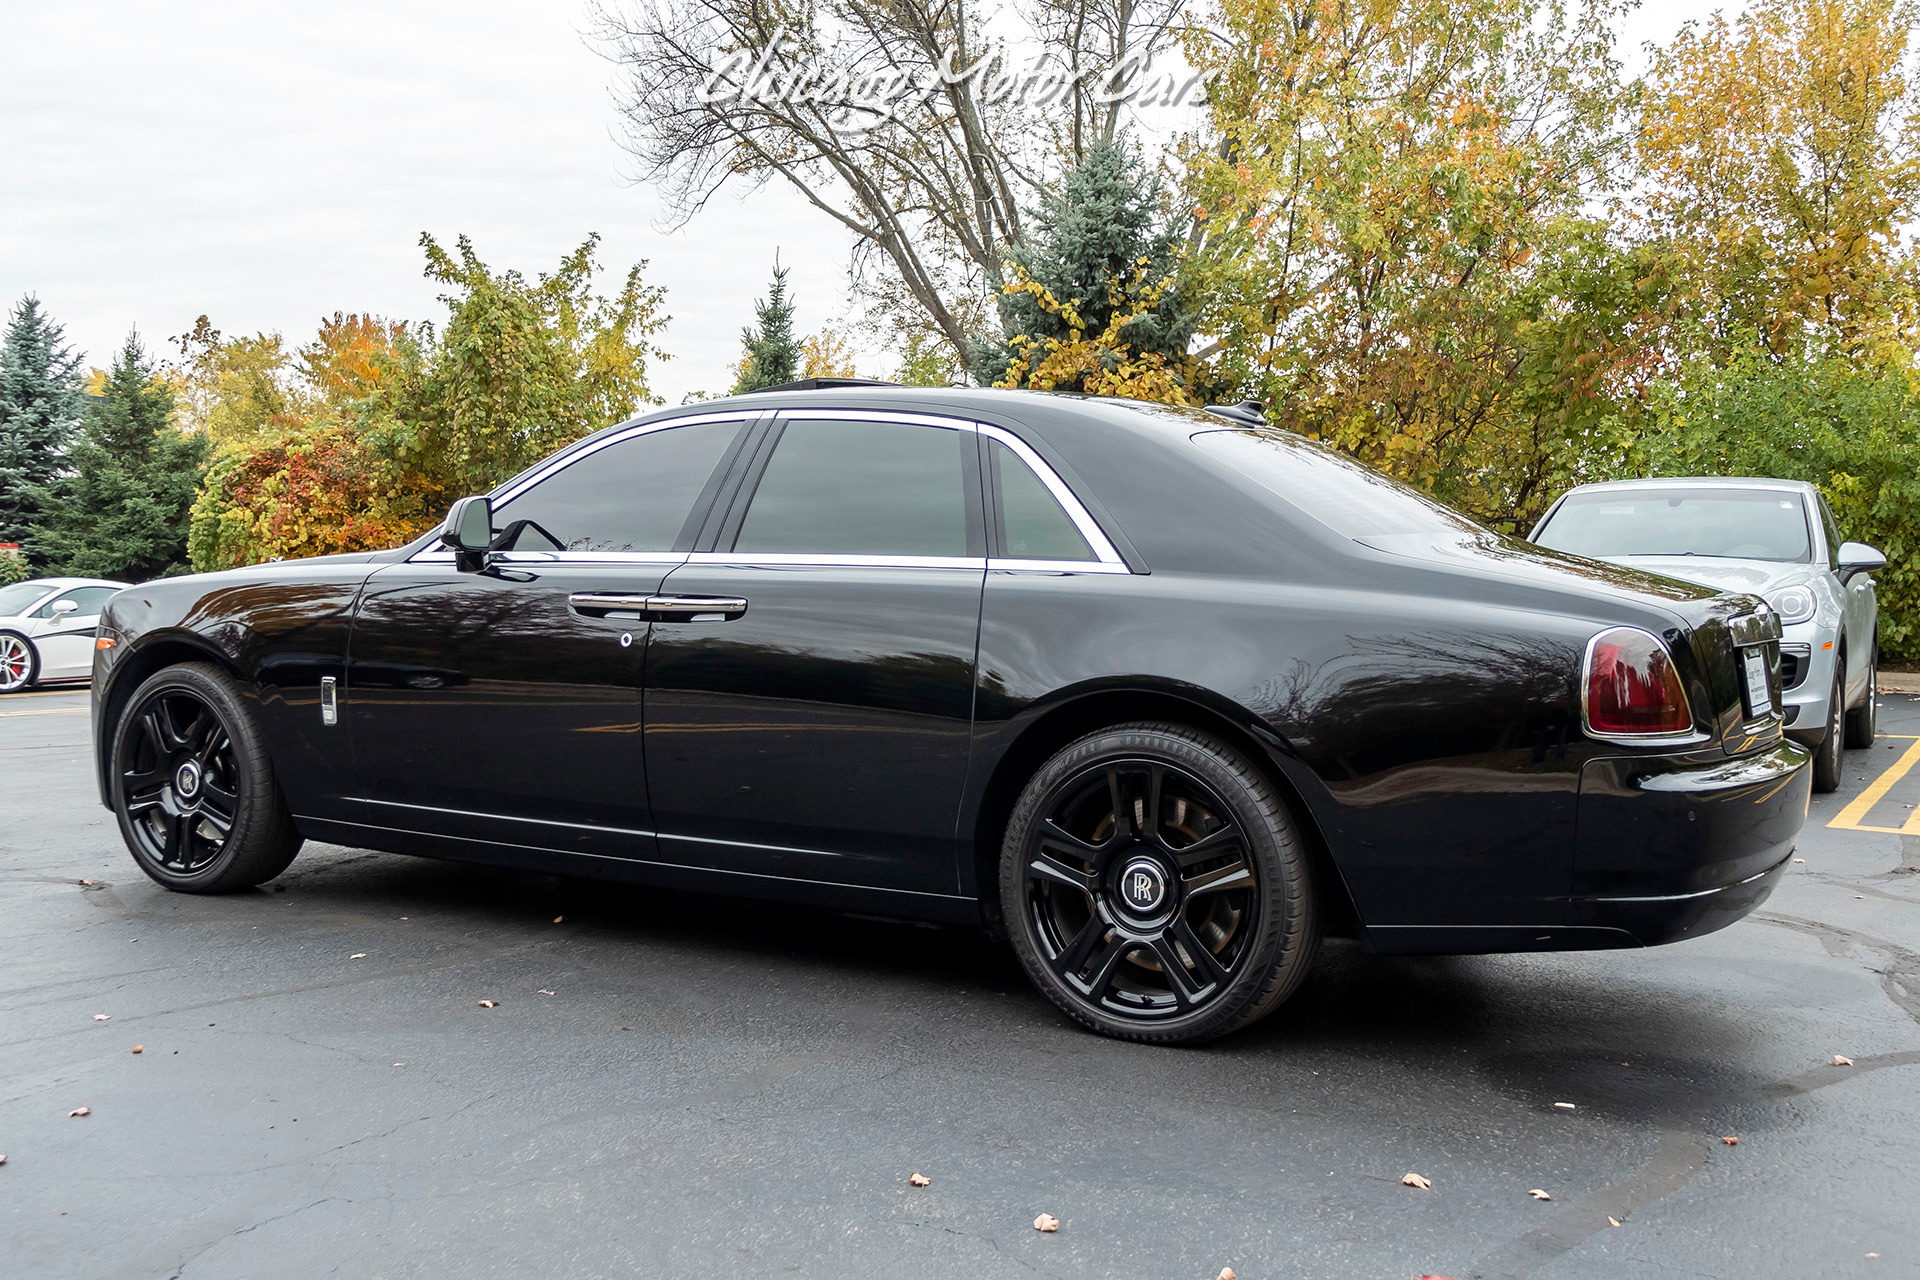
top-left (0, 577), bottom-right (127, 693)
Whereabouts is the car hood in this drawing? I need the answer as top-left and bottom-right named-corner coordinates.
top-left (1588, 556), bottom-right (1810, 596)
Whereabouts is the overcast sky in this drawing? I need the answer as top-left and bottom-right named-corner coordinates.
top-left (2, 1), bottom-right (1736, 406)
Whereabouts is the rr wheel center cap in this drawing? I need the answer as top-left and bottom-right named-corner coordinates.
top-left (1115, 856), bottom-right (1171, 916)
top-left (174, 760), bottom-right (203, 802)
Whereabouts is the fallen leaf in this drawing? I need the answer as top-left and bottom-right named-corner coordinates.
top-left (1793, 857), bottom-right (1805, 863)
top-left (553, 916), bottom-right (565, 924)
top-left (478, 1000), bottom-right (498, 1009)
top-left (1528, 1189), bottom-right (1552, 1201)
top-left (908, 1173), bottom-right (930, 1187)
top-left (1400, 1172), bottom-right (1432, 1190)
top-left (1553, 1102), bottom-right (1576, 1110)
top-left (68, 1106), bottom-right (90, 1118)
top-left (131, 1045), bottom-right (142, 1055)
top-left (1609, 1217), bottom-right (1622, 1227)
top-left (393, 1062), bottom-right (405, 1067)
top-left (0, 1154), bottom-right (7, 1165)
top-left (1033, 1213), bottom-right (1059, 1232)
top-left (349, 953), bottom-right (367, 959)
top-left (1832, 1055), bottom-right (1854, 1067)
top-left (79, 878), bottom-right (94, 886)
top-left (1868, 1252), bottom-right (1880, 1258)
top-left (1721, 1135), bottom-right (1739, 1145)
top-left (537, 989), bottom-right (556, 996)
top-left (91, 1014), bottom-right (109, 1022)
top-left (1218, 1270), bottom-right (1236, 1280)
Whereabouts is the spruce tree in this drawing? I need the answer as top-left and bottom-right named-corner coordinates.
top-left (32, 331), bottom-right (209, 581)
top-left (732, 259), bottom-right (800, 393)
top-left (970, 141), bottom-right (1198, 391)
top-left (0, 294), bottom-right (87, 553)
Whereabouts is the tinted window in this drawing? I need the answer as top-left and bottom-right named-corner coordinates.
top-left (0, 582), bottom-right (51, 617)
top-left (1535, 488), bottom-right (1811, 563)
top-left (735, 419), bottom-right (969, 557)
top-left (492, 420), bottom-right (740, 553)
top-left (1191, 429), bottom-right (1481, 539)
top-left (42, 586), bottom-right (118, 617)
top-left (990, 440), bottom-right (1094, 561)
top-left (1817, 494), bottom-right (1843, 568)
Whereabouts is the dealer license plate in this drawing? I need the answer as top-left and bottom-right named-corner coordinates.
top-left (1742, 649), bottom-right (1772, 717)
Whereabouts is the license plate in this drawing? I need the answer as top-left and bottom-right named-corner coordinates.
top-left (1742, 649), bottom-right (1772, 717)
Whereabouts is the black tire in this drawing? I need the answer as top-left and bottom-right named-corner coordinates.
top-left (109, 663), bottom-right (303, 893)
top-left (999, 722), bottom-right (1318, 1045)
top-left (1812, 671), bottom-right (1844, 794)
top-left (0, 630), bottom-right (38, 693)
top-left (1844, 642), bottom-right (1877, 749)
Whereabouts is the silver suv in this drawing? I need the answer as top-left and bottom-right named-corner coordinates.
top-left (1530, 477), bottom-right (1885, 791)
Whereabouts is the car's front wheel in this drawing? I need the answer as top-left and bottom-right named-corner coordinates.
top-left (110, 663), bottom-right (303, 893)
top-left (1812, 671), bottom-right (1845, 793)
top-left (1000, 722), bottom-right (1318, 1044)
top-left (0, 631), bottom-right (38, 693)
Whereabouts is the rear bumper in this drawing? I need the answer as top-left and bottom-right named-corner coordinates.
top-left (1571, 738), bottom-right (1809, 943)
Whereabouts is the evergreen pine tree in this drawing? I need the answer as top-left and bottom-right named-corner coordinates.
top-left (732, 258), bottom-right (800, 393)
top-left (32, 330), bottom-right (209, 581)
top-left (0, 294), bottom-right (87, 552)
top-left (970, 141), bottom-right (1198, 391)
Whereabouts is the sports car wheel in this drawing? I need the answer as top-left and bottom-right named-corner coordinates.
top-left (111, 663), bottom-right (302, 893)
top-left (1844, 642), bottom-right (1877, 749)
top-left (1001, 723), bottom-right (1318, 1044)
top-left (1812, 671), bottom-right (1844, 794)
top-left (0, 631), bottom-right (37, 692)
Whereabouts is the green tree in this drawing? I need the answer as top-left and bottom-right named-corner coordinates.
top-left (0, 294), bottom-right (87, 553)
top-left (733, 260), bottom-right (799, 393)
top-left (892, 332), bottom-right (966, 387)
top-left (972, 140), bottom-right (1207, 403)
top-left (34, 331), bottom-right (209, 580)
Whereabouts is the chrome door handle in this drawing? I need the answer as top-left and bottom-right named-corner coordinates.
top-left (568, 593), bottom-right (654, 617)
top-left (568, 593), bottom-right (747, 621)
top-left (644, 595), bottom-right (748, 621)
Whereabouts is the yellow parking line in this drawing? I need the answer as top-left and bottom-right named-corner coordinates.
top-left (1829, 734), bottom-right (1920, 833)
top-left (0, 706), bottom-right (86, 718)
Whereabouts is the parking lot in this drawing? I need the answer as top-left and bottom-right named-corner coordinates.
top-left (3, 685), bottom-right (1917, 1280)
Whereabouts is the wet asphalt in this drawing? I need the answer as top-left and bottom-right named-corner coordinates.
top-left (2, 684), bottom-right (1917, 1280)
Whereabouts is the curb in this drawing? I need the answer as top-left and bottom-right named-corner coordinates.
top-left (1877, 672), bottom-right (1920, 695)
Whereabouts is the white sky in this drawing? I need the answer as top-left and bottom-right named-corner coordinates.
top-left (1, 0), bottom-right (1736, 407)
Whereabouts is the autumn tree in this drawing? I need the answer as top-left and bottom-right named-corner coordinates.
top-left (1179, 0), bottom-right (1646, 525)
top-left (800, 327), bottom-right (860, 378)
top-left (33, 331), bottom-right (209, 580)
top-left (0, 295), bottom-right (87, 554)
top-left (1637, 0), bottom-right (1920, 362)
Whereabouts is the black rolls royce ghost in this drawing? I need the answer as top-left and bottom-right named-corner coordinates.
top-left (91, 387), bottom-right (1810, 1044)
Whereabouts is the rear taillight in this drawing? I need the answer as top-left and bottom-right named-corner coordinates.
top-left (1583, 627), bottom-right (1693, 738)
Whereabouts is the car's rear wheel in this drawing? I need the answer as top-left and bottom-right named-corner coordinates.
top-left (1812, 671), bottom-right (1845, 793)
top-left (1844, 641), bottom-right (1877, 749)
top-left (1000, 722), bottom-right (1318, 1044)
top-left (0, 631), bottom-right (38, 693)
top-left (110, 663), bottom-right (302, 893)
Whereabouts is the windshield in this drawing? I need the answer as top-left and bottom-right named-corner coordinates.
top-left (1535, 488), bottom-right (1811, 563)
top-left (1191, 429), bottom-right (1483, 540)
top-left (0, 581), bottom-right (51, 616)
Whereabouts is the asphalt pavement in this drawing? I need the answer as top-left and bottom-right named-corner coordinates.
top-left (3, 683), bottom-right (1917, 1280)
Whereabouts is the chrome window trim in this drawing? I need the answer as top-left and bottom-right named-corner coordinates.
top-left (1579, 625), bottom-right (1713, 749)
top-left (687, 551), bottom-right (986, 571)
top-left (987, 558), bottom-right (1131, 575)
top-left (406, 413), bottom-right (749, 565)
top-left (973, 423), bottom-right (1125, 567)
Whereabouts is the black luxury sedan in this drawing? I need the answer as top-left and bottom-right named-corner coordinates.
top-left (91, 386), bottom-right (1811, 1044)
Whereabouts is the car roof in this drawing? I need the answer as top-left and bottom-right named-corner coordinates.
top-left (12, 577), bottom-right (127, 591)
top-left (1560, 476), bottom-right (1815, 497)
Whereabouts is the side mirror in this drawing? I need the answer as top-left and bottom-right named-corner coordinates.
top-left (50, 598), bottom-right (79, 616)
top-left (1837, 540), bottom-right (1886, 583)
top-left (439, 495), bottom-right (495, 572)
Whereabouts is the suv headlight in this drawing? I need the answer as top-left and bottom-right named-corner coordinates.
top-left (1770, 584), bottom-right (1817, 624)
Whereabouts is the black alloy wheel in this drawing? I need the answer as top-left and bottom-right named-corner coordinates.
top-left (1844, 641), bottom-right (1877, 749)
top-left (111, 663), bottom-right (302, 892)
top-left (1001, 723), bottom-right (1317, 1044)
top-left (1812, 670), bottom-right (1845, 793)
top-left (0, 631), bottom-right (37, 693)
